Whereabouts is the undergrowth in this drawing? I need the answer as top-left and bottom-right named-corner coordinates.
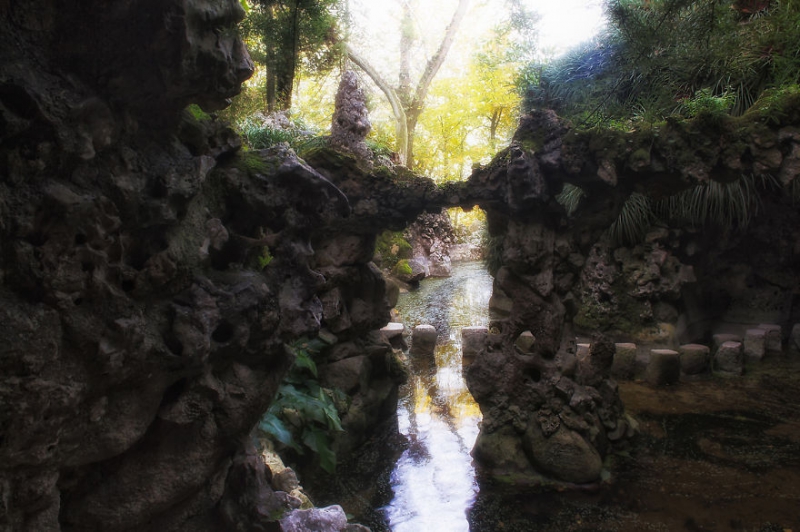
top-left (255, 338), bottom-right (345, 474)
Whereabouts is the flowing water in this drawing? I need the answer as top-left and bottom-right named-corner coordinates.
top-left (382, 261), bottom-right (493, 531)
top-left (306, 261), bottom-right (800, 531)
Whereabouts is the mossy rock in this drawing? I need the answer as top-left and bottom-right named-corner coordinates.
top-left (374, 231), bottom-right (413, 269)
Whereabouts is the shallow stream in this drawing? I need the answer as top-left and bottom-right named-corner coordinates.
top-left (383, 261), bottom-right (493, 531)
top-left (307, 261), bottom-right (800, 531)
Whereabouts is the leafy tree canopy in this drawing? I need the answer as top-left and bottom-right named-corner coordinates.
top-left (527, 0), bottom-right (800, 128)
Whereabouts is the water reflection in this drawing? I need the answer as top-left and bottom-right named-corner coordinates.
top-left (383, 262), bottom-right (493, 531)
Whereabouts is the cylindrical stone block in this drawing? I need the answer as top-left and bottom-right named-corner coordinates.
top-left (713, 333), bottom-right (741, 352)
top-left (411, 324), bottom-right (438, 355)
top-left (678, 343), bottom-right (710, 375)
top-left (462, 326), bottom-right (489, 363)
top-left (758, 324), bottom-right (782, 354)
top-left (380, 322), bottom-right (404, 340)
top-left (645, 349), bottom-right (680, 386)
top-left (611, 343), bottom-right (637, 380)
top-left (714, 341), bottom-right (743, 375)
top-left (743, 328), bottom-right (766, 360)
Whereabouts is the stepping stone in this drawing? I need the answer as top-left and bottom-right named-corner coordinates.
top-left (411, 324), bottom-right (437, 355)
top-left (743, 328), bottom-right (766, 360)
top-left (713, 333), bottom-right (741, 352)
top-left (645, 349), bottom-right (680, 386)
top-left (714, 341), bottom-right (743, 375)
top-left (380, 322), bottom-right (404, 339)
top-left (757, 324), bottom-right (782, 354)
top-left (514, 330), bottom-right (535, 354)
top-left (611, 343), bottom-right (637, 380)
top-left (463, 326), bottom-right (489, 362)
top-left (678, 344), bottom-right (710, 375)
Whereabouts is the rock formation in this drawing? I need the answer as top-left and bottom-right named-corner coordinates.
top-left (3, 0), bottom-right (800, 525)
top-left (0, 1), bottom-right (412, 530)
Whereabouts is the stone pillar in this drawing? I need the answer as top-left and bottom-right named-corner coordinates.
top-left (645, 349), bottom-right (680, 385)
top-left (743, 328), bottom-right (766, 361)
top-left (678, 344), bottom-right (710, 375)
top-left (611, 343), bottom-right (637, 380)
top-left (411, 324), bottom-right (438, 355)
top-left (758, 324), bottom-right (782, 354)
top-left (330, 70), bottom-right (371, 160)
top-left (714, 341), bottom-right (744, 375)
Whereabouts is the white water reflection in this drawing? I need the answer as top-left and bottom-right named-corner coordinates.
top-left (383, 262), bottom-right (493, 532)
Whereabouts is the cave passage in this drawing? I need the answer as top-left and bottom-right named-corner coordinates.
top-left (383, 261), bottom-right (493, 531)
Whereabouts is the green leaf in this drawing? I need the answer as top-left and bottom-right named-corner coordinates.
top-left (302, 428), bottom-right (337, 474)
top-left (258, 414), bottom-right (296, 449)
top-left (239, 0), bottom-right (250, 14)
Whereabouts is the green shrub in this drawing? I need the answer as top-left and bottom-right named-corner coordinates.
top-left (255, 338), bottom-right (346, 474)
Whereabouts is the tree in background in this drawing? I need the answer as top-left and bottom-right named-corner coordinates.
top-left (527, 0), bottom-right (800, 126)
top-left (244, 0), bottom-right (344, 111)
top-left (347, 0), bottom-right (471, 167)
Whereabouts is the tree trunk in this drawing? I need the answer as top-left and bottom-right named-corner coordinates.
top-left (347, 0), bottom-right (470, 168)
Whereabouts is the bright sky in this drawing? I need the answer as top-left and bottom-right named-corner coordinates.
top-left (350, 0), bottom-right (606, 62)
top-left (530, 0), bottom-right (606, 57)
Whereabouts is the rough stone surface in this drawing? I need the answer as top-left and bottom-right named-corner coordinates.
top-left (646, 349), bottom-right (681, 385)
top-left (713, 333), bottom-right (742, 352)
top-left (405, 211), bottom-right (455, 278)
top-left (744, 328), bottom-right (767, 360)
top-left (380, 322), bottom-right (405, 339)
top-left (523, 424), bottom-right (604, 484)
top-left (715, 341), bottom-right (745, 375)
top-left (612, 343), bottom-right (637, 380)
top-left (463, 326), bottom-right (489, 362)
top-left (758, 324), bottom-right (782, 354)
top-left (280, 505), bottom-right (349, 532)
top-left (678, 344), bottom-right (711, 375)
top-left (330, 71), bottom-right (371, 161)
top-left (411, 325), bottom-right (438, 355)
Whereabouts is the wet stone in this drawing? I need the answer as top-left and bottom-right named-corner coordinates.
top-left (758, 324), bottom-right (782, 354)
top-left (611, 342), bottom-right (637, 380)
top-left (678, 344), bottom-right (710, 375)
top-left (411, 324), bottom-right (437, 355)
top-left (743, 328), bottom-right (766, 361)
top-left (645, 349), bottom-right (680, 386)
top-left (463, 326), bottom-right (489, 362)
top-left (380, 322), bottom-right (404, 340)
top-left (714, 341), bottom-right (744, 375)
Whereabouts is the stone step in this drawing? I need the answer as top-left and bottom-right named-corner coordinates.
top-left (645, 349), bottom-right (680, 386)
top-left (411, 324), bottom-right (437, 355)
top-left (678, 343), bottom-right (710, 375)
top-left (379, 321), bottom-right (404, 339)
top-left (462, 326), bottom-right (489, 362)
top-left (714, 341), bottom-right (744, 376)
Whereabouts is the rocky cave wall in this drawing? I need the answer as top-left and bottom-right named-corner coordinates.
top-left (4, 0), bottom-right (800, 527)
top-left (0, 2), bottom-right (430, 531)
top-left (460, 103), bottom-right (800, 485)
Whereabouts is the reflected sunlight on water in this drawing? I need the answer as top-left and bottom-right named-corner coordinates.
top-left (383, 262), bottom-right (493, 532)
